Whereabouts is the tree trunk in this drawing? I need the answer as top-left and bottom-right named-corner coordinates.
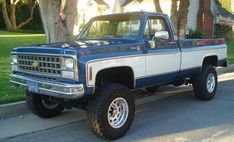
top-left (177, 0), bottom-right (190, 38)
top-left (10, 0), bottom-right (20, 30)
top-left (1, 0), bottom-right (13, 30)
top-left (1, 0), bottom-right (37, 31)
top-left (38, 0), bottom-right (78, 43)
top-left (10, 5), bottom-right (17, 28)
top-left (113, 0), bottom-right (122, 13)
top-left (153, 0), bottom-right (163, 13)
top-left (63, 0), bottom-right (79, 40)
top-left (104, 0), bottom-right (122, 14)
top-left (17, 1), bottom-right (37, 29)
top-left (170, 0), bottom-right (178, 32)
top-left (10, 1), bottom-right (17, 29)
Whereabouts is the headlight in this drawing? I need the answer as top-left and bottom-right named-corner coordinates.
top-left (64, 58), bottom-right (74, 69)
top-left (11, 55), bottom-right (18, 71)
top-left (61, 57), bottom-right (78, 80)
top-left (12, 55), bottom-right (17, 64)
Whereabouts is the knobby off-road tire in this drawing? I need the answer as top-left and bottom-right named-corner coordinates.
top-left (26, 92), bottom-right (64, 118)
top-left (192, 65), bottom-right (218, 100)
top-left (87, 83), bottom-right (135, 140)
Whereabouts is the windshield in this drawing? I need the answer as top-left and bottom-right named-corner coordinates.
top-left (77, 14), bottom-right (141, 39)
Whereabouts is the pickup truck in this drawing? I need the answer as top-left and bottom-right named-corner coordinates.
top-left (10, 12), bottom-right (227, 140)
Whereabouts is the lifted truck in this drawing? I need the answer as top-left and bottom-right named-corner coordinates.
top-left (10, 12), bottom-right (227, 140)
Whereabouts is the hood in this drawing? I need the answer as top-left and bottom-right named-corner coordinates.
top-left (13, 38), bottom-right (139, 56)
top-left (36, 38), bottom-right (137, 49)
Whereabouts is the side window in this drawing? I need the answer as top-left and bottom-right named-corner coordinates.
top-left (144, 16), bottom-right (170, 40)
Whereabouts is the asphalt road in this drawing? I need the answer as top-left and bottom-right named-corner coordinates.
top-left (1, 73), bottom-right (234, 142)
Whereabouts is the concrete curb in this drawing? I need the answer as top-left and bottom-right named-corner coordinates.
top-left (217, 64), bottom-right (234, 75)
top-left (0, 101), bottom-right (28, 119)
top-left (1, 65), bottom-right (234, 119)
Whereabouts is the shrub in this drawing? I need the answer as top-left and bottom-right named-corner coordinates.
top-left (214, 15), bottom-right (233, 40)
top-left (186, 28), bottom-right (206, 39)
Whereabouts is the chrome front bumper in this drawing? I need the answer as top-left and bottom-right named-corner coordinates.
top-left (10, 74), bottom-right (84, 99)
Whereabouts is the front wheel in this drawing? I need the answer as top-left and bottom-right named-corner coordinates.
top-left (26, 92), bottom-right (64, 118)
top-left (87, 84), bottom-right (135, 140)
top-left (192, 65), bottom-right (217, 100)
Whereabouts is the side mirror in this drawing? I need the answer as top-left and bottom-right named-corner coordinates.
top-left (154, 31), bottom-right (169, 40)
top-left (150, 31), bottom-right (169, 48)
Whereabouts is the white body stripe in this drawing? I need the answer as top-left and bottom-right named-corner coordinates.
top-left (146, 53), bottom-right (180, 76)
top-left (86, 45), bottom-right (227, 87)
top-left (181, 45), bottom-right (227, 70)
top-left (87, 56), bottom-right (145, 87)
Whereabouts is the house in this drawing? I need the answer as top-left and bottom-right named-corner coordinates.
top-left (212, 0), bottom-right (234, 39)
top-left (123, 0), bottom-right (217, 38)
top-left (77, 0), bottom-right (233, 38)
top-left (232, 0), bottom-right (234, 12)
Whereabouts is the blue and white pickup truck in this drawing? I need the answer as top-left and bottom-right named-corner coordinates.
top-left (10, 12), bottom-right (227, 140)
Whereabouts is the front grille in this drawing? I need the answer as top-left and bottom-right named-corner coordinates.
top-left (17, 54), bottom-right (61, 77)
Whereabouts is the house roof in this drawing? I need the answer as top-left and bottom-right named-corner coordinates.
top-left (216, 3), bottom-right (234, 19)
top-left (94, 0), bottom-right (108, 6)
top-left (94, 0), bottom-right (145, 7)
top-left (121, 0), bottom-right (144, 7)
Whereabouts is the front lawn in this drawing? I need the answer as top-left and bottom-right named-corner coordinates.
top-left (0, 31), bottom-right (45, 104)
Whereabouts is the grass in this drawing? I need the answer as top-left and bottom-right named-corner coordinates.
top-left (227, 40), bottom-right (234, 64)
top-left (0, 31), bottom-right (45, 104)
top-left (0, 30), bottom-right (233, 105)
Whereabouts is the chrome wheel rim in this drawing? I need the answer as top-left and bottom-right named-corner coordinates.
top-left (41, 96), bottom-right (58, 109)
top-left (206, 73), bottom-right (216, 93)
top-left (107, 97), bottom-right (129, 129)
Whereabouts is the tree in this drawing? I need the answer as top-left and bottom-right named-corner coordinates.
top-left (170, 0), bottom-right (178, 30)
top-left (104, 0), bottom-right (122, 13)
top-left (154, 0), bottom-right (190, 38)
top-left (176, 0), bottom-right (190, 37)
top-left (38, 0), bottom-right (79, 43)
top-left (153, 0), bottom-right (163, 13)
top-left (1, 0), bottom-right (37, 30)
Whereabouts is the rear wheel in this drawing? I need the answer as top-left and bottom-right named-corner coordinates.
top-left (87, 84), bottom-right (135, 140)
top-left (26, 92), bottom-right (64, 118)
top-left (192, 65), bottom-right (217, 100)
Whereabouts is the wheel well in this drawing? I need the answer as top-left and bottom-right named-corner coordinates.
top-left (95, 67), bottom-right (135, 89)
top-left (203, 56), bottom-right (218, 67)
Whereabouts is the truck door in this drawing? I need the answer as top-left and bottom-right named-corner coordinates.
top-left (144, 15), bottom-right (180, 85)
